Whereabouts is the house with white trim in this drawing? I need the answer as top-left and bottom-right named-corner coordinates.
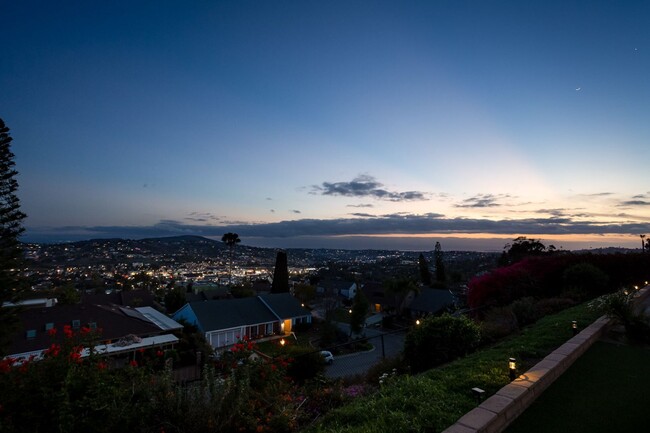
top-left (172, 293), bottom-right (311, 350)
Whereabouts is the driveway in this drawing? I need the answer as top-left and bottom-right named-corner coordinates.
top-left (324, 323), bottom-right (407, 378)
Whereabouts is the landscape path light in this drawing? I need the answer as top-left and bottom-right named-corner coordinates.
top-left (471, 387), bottom-right (485, 404)
top-left (572, 320), bottom-right (578, 336)
top-left (509, 357), bottom-right (517, 381)
top-left (280, 338), bottom-right (286, 347)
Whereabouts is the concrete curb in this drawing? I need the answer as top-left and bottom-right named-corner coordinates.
top-left (442, 286), bottom-right (650, 433)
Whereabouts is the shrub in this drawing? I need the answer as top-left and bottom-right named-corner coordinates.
top-left (479, 306), bottom-right (518, 344)
top-left (536, 297), bottom-right (576, 316)
top-left (589, 289), bottom-right (650, 342)
top-left (511, 297), bottom-right (540, 327)
top-left (404, 314), bottom-right (481, 373)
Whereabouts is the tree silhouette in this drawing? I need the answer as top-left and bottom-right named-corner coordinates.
top-left (349, 288), bottom-right (369, 336)
top-left (221, 232), bottom-right (240, 286)
top-left (641, 234), bottom-right (646, 253)
top-left (434, 242), bottom-right (446, 285)
top-left (271, 250), bottom-right (289, 293)
top-left (0, 119), bottom-right (26, 355)
top-left (418, 253), bottom-right (432, 286)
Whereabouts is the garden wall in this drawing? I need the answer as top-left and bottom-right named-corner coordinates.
top-left (442, 286), bottom-right (650, 433)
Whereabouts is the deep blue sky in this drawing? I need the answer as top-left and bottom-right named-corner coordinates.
top-left (2, 1), bottom-right (649, 250)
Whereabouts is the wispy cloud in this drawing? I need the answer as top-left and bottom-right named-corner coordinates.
top-left (311, 175), bottom-right (428, 202)
top-left (26, 213), bottom-right (650, 243)
top-left (455, 194), bottom-right (511, 208)
top-left (346, 203), bottom-right (375, 208)
top-left (291, 210), bottom-right (301, 214)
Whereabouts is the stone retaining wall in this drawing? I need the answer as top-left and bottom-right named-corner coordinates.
top-left (443, 286), bottom-right (650, 433)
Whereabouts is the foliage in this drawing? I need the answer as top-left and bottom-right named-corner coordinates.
top-left (404, 313), bottom-right (481, 373)
top-left (589, 289), bottom-right (650, 342)
top-left (283, 346), bottom-right (325, 384)
top-left (221, 232), bottom-right (241, 286)
top-left (498, 236), bottom-right (551, 266)
top-left (293, 283), bottom-right (316, 304)
top-left (308, 303), bottom-right (602, 433)
top-left (0, 118), bottom-right (26, 355)
top-left (383, 277), bottom-right (419, 315)
top-left (271, 250), bottom-right (289, 293)
top-left (434, 242), bottom-right (446, 285)
top-left (349, 289), bottom-right (369, 335)
top-left (510, 296), bottom-right (539, 327)
top-left (467, 252), bottom-right (650, 311)
top-left (164, 286), bottom-right (186, 314)
top-left (562, 262), bottom-right (609, 301)
top-left (418, 253), bottom-right (431, 286)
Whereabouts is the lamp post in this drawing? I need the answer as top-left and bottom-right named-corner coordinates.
top-left (509, 358), bottom-right (517, 381)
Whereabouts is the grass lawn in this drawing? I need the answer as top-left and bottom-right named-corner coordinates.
top-left (505, 340), bottom-right (650, 433)
top-left (307, 303), bottom-right (603, 433)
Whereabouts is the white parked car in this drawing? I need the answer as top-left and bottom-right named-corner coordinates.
top-left (320, 350), bottom-right (334, 365)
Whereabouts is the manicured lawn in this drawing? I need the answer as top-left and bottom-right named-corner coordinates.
top-left (307, 303), bottom-right (602, 433)
top-left (505, 340), bottom-right (650, 433)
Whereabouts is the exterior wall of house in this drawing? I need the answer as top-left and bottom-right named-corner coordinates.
top-left (171, 304), bottom-right (201, 331)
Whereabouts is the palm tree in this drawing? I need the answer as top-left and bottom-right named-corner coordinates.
top-left (221, 232), bottom-right (241, 286)
top-left (641, 235), bottom-right (646, 253)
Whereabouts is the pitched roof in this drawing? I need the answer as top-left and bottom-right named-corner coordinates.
top-left (186, 294), bottom-right (311, 333)
top-left (8, 303), bottom-right (163, 357)
top-left (259, 293), bottom-right (310, 319)
top-left (188, 297), bottom-right (278, 332)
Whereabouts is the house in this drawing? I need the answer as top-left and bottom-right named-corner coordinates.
top-left (317, 280), bottom-right (357, 300)
top-left (361, 281), bottom-right (400, 313)
top-left (172, 293), bottom-right (311, 350)
top-left (4, 303), bottom-right (181, 364)
top-left (407, 288), bottom-right (456, 317)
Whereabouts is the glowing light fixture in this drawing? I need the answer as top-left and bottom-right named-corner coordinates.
top-left (572, 320), bottom-right (578, 336)
top-left (280, 338), bottom-right (286, 346)
top-left (415, 319), bottom-right (421, 326)
top-left (509, 358), bottom-right (517, 380)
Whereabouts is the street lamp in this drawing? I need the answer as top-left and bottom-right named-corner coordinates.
top-left (509, 358), bottom-right (517, 381)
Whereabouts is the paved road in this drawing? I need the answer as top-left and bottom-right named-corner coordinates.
top-left (324, 323), bottom-right (407, 378)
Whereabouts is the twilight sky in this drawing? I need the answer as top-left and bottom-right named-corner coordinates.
top-left (2, 0), bottom-right (650, 251)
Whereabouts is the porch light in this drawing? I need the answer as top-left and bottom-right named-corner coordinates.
top-left (634, 285), bottom-right (639, 290)
top-left (572, 320), bottom-right (578, 336)
top-left (415, 319), bottom-right (421, 326)
top-left (509, 358), bottom-right (517, 381)
top-left (349, 309), bottom-right (352, 314)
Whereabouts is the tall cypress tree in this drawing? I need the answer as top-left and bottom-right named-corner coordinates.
top-left (434, 242), bottom-right (446, 285)
top-left (0, 118), bottom-right (26, 354)
top-left (271, 250), bottom-right (289, 293)
top-left (418, 253), bottom-right (432, 286)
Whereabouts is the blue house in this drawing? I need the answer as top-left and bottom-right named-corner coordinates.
top-left (172, 293), bottom-right (311, 350)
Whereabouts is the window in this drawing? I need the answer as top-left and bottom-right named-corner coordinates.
top-left (26, 330), bottom-right (36, 339)
top-left (71, 319), bottom-right (81, 329)
top-left (44, 323), bottom-right (54, 331)
top-left (89, 322), bottom-right (97, 330)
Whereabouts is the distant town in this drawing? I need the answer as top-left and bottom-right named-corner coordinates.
top-left (21, 234), bottom-right (499, 300)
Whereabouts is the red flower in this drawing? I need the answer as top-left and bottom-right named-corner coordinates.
top-left (137, 348), bottom-right (145, 354)
top-left (63, 325), bottom-right (73, 338)
top-left (47, 327), bottom-right (57, 337)
top-left (69, 352), bottom-right (82, 363)
top-left (80, 326), bottom-right (91, 335)
top-left (156, 350), bottom-right (164, 357)
top-left (129, 360), bottom-right (138, 367)
top-left (97, 361), bottom-right (108, 370)
top-left (45, 344), bottom-right (61, 357)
